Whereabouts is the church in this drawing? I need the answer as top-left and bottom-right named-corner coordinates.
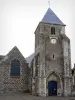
top-left (0, 7), bottom-right (74, 97)
top-left (28, 8), bottom-right (72, 96)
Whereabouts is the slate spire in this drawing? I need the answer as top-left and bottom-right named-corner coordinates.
top-left (41, 8), bottom-right (65, 25)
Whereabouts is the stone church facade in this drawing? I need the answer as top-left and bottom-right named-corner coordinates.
top-left (0, 8), bottom-right (73, 96)
top-left (31, 8), bottom-right (72, 96)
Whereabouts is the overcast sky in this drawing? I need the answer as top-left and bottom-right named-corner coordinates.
top-left (0, 0), bottom-right (74, 68)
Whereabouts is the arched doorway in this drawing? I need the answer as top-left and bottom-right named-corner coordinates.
top-left (48, 81), bottom-right (57, 96)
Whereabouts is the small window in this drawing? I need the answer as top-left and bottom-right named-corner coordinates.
top-left (53, 54), bottom-right (55, 59)
top-left (10, 59), bottom-right (20, 76)
top-left (51, 27), bottom-right (55, 35)
top-left (51, 53), bottom-right (57, 60)
top-left (72, 70), bottom-right (74, 75)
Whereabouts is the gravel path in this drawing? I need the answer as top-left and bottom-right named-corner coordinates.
top-left (0, 93), bottom-right (74, 100)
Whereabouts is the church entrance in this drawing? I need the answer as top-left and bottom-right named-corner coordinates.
top-left (48, 81), bottom-right (57, 96)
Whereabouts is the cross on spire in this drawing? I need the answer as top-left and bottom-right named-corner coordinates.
top-left (48, 0), bottom-right (50, 8)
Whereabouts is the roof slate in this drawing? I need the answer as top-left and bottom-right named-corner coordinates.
top-left (41, 8), bottom-right (65, 25)
top-left (26, 53), bottom-right (34, 66)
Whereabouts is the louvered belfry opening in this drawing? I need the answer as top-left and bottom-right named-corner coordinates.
top-left (51, 27), bottom-right (55, 35)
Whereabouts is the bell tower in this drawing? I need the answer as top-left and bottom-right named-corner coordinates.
top-left (32, 8), bottom-right (72, 96)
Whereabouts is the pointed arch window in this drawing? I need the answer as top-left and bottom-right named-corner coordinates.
top-left (10, 59), bottom-right (20, 76)
top-left (51, 27), bottom-right (55, 35)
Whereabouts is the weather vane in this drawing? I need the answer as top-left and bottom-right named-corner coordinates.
top-left (48, 0), bottom-right (50, 8)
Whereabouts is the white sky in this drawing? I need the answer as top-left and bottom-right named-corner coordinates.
top-left (0, 0), bottom-right (74, 68)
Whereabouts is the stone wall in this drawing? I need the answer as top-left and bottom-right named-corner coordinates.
top-left (0, 63), bottom-right (4, 93)
top-left (0, 47), bottom-right (29, 93)
top-left (62, 36), bottom-right (72, 96)
top-left (33, 22), bottom-right (72, 97)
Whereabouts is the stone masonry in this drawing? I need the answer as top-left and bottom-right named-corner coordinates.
top-left (0, 46), bottom-right (29, 93)
top-left (31, 8), bottom-right (72, 96)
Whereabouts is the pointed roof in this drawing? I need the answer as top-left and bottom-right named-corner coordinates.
top-left (41, 8), bottom-right (65, 25)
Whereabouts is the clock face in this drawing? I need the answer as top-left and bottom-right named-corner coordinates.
top-left (51, 38), bottom-right (56, 44)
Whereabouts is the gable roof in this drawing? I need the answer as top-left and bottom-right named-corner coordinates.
top-left (6, 46), bottom-right (27, 62)
top-left (26, 53), bottom-right (34, 66)
top-left (7, 46), bottom-right (20, 56)
top-left (41, 8), bottom-right (65, 25)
